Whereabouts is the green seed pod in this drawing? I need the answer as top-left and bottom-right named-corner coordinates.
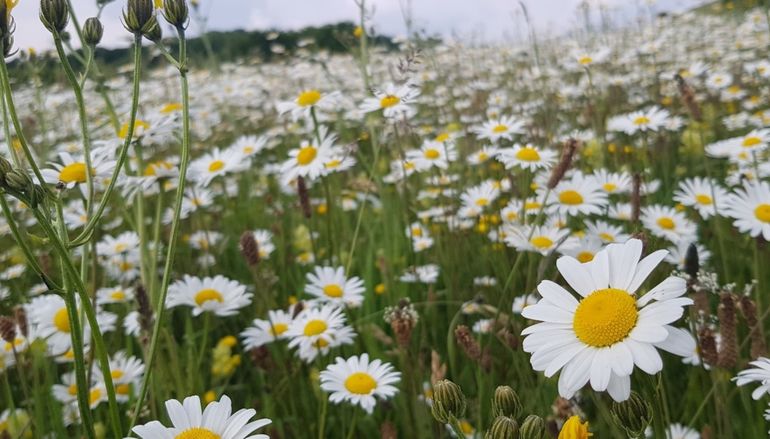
top-left (39, 0), bottom-right (69, 34)
top-left (4, 169), bottom-right (31, 192)
top-left (83, 17), bottom-right (104, 46)
top-left (123, 0), bottom-right (154, 34)
top-left (162, 0), bottom-right (189, 28)
top-left (431, 380), bottom-right (466, 424)
top-left (491, 386), bottom-right (522, 420)
top-left (518, 415), bottom-right (546, 439)
top-left (485, 416), bottom-right (519, 439)
top-left (141, 15), bottom-right (162, 42)
top-left (611, 391), bottom-right (653, 439)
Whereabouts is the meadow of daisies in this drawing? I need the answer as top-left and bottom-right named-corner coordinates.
top-left (6, 0), bottom-right (770, 437)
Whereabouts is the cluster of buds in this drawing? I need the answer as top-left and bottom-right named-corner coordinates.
top-left (0, 156), bottom-right (48, 208)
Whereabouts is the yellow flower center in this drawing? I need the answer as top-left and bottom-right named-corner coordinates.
top-left (435, 133), bottom-right (450, 142)
top-left (424, 148), bottom-right (440, 159)
top-left (304, 319), bottom-right (328, 336)
top-left (144, 161), bottom-right (173, 177)
top-left (116, 384), bottom-right (130, 395)
top-left (297, 90), bottom-right (321, 107)
top-left (53, 308), bottom-right (71, 333)
top-left (208, 160), bottom-right (225, 173)
top-left (632, 116), bottom-right (650, 126)
top-left (515, 147), bottom-right (540, 161)
top-left (559, 190), bottom-right (584, 205)
top-left (602, 183), bottom-right (617, 192)
top-left (656, 217), bottom-right (676, 230)
top-left (68, 384), bottom-right (78, 396)
top-left (110, 290), bottom-right (126, 301)
top-left (296, 146), bottom-right (318, 165)
top-left (530, 236), bottom-right (553, 249)
top-left (194, 289), bottom-right (224, 307)
top-left (755, 204), bottom-right (770, 223)
top-left (475, 198), bottom-right (489, 207)
top-left (270, 323), bottom-right (288, 336)
top-left (111, 370), bottom-right (124, 380)
top-left (578, 56), bottom-right (593, 65)
top-left (573, 288), bottom-right (638, 347)
top-left (598, 232), bottom-right (614, 242)
top-left (344, 372), bottom-right (377, 395)
top-left (742, 136), bottom-right (762, 147)
top-left (524, 201), bottom-right (541, 210)
top-left (695, 194), bottom-right (712, 205)
top-left (380, 95), bottom-right (400, 108)
top-left (118, 120), bottom-right (150, 139)
top-left (89, 388), bottom-right (102, 406)
top-left (175, 428), bottom-right (221, 439)
top-left (492, 124), bottom-right (508, 133)
top-left (323, 284), bottom-right (343, 298)
top-left (324, 159), bottom-right (341, 169)
top-left (59, 163), bottom-right (88, 184)
top-left (576, 251), bottom-right (595, 263)
top-left (160, 103), bottom-right (182, 114)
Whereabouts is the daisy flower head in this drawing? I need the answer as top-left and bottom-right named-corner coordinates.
top-left (459, 180), bottom-right (500, 215)
top-left (189, 148), bottom-right (245, 187)
top-left (319, 353), bottom-right (401, 414)
top-left (96, 286), bottom-right (134, 305)
top-left (399, 264), bottom-right (440, 284)
top-left (305, 266), bottom-right (365, 308)
top-left (27, 294), bottom-right (116, 355)
top-left (585, 220), bottom-right (630, 244)
top-left (280, 126), bottom-right (337, 182)
top-left (466, 146), bottom-right (499, 165)
top-left (473, 115), bottom-right (525, 142)
top-left (559, 234), bottom-right (605, 263)
top-left (360, 81), bottom-right (420, 119)
top-left (406, 140), bottom-right (457, 171)
top-left (734, 357), bottom-right (770, 400)
top-left (521, 239), bottom-right (695, 401)
top-left (496, 143), bottom-right (556, 171)
top-left (570, 47), bottom-right (610, 69)
top-left (511, 293), bottom-right (540, 314)
top-left (131, 395), bottom-right (271, 439)
top-left (724, 180), bottom-right (770, 240)
top-left (504, 224), bottom-right (570, 256)
top-left (241, 309), bottom-right (294, 349)
top-left (285, 304), bottom-right (355, 362)
top-left (97, 351), bottom-right (144, 402)
top-left (646, 423), bottom-right (700, 439)
top-left (641, 205), bottom-right (698, 243)
top-left (608, 106), bottom-right (670, 135)
top-left (228, 134), bottom-right (269, 158)
top-left (277, 89), bottom-right (340, 121)
top-left (593, 169), bottom-right (632, 195)
top-left (548, 172), bottom-right (608, 217)
top-left (673, 177), bottom-right (727, 219)
top-left (166, 275), bottom-right (252, 317)
top-left (41, 151), bottom-right (116, 191)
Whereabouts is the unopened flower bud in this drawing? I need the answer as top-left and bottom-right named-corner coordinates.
top-left (40, 0), bottom-right (69, 34)
top-left (141, 15), bottom-right (162, 42)
top-left (83, 17), bottom-right (104, 46)
top-left (4, 169), bottom-right (31, 192)
top-left (431, 379), bottom-right (466, 424)
top-left (162, 0), bottom-right (189, 27)
top-left (485, 416), bottom-right (518, 439)
top-left (492, 386), bottom-right (522, 420)
top-left (518, 415), bottom-right (547, 439)
top-left (610, 391), bottom-right (653, 438)
top-left (123, 0), bottom-right (155, 34)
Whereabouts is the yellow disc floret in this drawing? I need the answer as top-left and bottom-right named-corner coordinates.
top-left (573, 288), bottom-right (638, 347)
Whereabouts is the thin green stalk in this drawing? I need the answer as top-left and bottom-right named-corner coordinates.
top-left (129, 26), bottom-right (192, 433)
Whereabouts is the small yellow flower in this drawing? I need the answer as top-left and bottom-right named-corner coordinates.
top-left (375, 283), bottom-right (386, 295)
top-left (558, 416), bottom-right (592, 439)
top-left (353, 26), bottom-right (364, 38)
top-left (203, 390), bottom-right (217, 404)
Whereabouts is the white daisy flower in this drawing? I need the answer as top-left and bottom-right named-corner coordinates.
top-left (166, 275), bottom-right (253, 317)
top-left (723, 180), bottom-right (770, 240)
top-left (305, 266), bottom-right (365, 308)
top-left (131, 395), bottom-right (271, 439)
top-left (285, 304), bottom-right (355, 362)
top-left (241, 309), bottom-right (294, 349)
top-left (280, 126), bottom-right (337, 182)
top-left (521, 239), bottom-right (695, 402)
top-left (673, 177), bottom-right (727, 219)
top-left (319, 353), bottom-right (401, 414)
top-left (503, 224), bottom-right (570, 256)
top-left (641, 205), bottom-right (698, 243)
top-left (360, 82), bottom-right (420, 119)
top-left (548, 172), bottom-right (608, 217)
top-left (277, 89), bottom-right (340, 121)
top-left (607, 107), bottom-right (670, 135)
top-left (189, 148), bottom-right (245, 186)
top-left (496, 143), bottom-right (556, 171)
top-left (473, 115), bottom-right (525, 142)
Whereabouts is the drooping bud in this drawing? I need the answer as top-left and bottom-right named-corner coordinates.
top-left (610, 391), bottom-right (653, 438)
top-left (491, 386), bottom-right (522, 420)
top-left (123, 0), bottom-right (155, 34)
top-left (40, 0), bottom-right (69, 34)
top-left (519, 415), bottom-right (547, 439)
top-left (485, 416), bottom-right (519, 439)
top-left (162, 0), bottom-right (189, 28)
top-left (431, 379), bottom-right (466, 424)
top-left (83, 17), bottom-right (104, 46)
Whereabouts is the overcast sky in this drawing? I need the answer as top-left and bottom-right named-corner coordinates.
top-left (13, 0), bottom-right (706, 51)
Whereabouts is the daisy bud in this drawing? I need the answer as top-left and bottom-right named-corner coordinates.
top-left (739, 295), bottom-right (767, 359)
top-left (547, 138), bottom-right (578, 190)
top-left (519, 415), bottom-right (547, 439)
top-left (485, 416), bottom-right (519, 439)
top-left (717, 293), bottom-right (738, 368)
top-left (610, 391), bottom-right (653, 438)
top-left (4, 168), bottom-right (31, 192)
top-left (162, 0), bottom-right (188, 28)
top-left (491, 386), bottom-right (522, 420)
top-left (83, 17), bottom-right (104, 46)
top-left (431, 379), bottom-right (466, 424)
top-left (0, 155), bottom-right (12, 181)
top-left (13, 306), bottom-right (27, 338)
top-left (684, 243), bottom-right (699, 284)
top-left (123, 0), bottom-right (154, 35)
top-left (239, 231), bottom-right (260, 267)
top-left (141, 15), bottom-right (162, 42)
top-left (39, 0), bottom-right (69, 34)
top-left (0, 316), bottom-right (15, 343)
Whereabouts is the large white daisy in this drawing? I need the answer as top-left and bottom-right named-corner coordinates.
top-left (319, 353), bottom-right (401, 414)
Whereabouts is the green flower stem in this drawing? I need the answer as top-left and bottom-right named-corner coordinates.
top-left (0, 195), bottom-right (58, 289)
top-left (34, 207), bottom-right (123, 438)
top-left (129, 26), bottom-right (192, 433)
top-left (70, 36), bottom-right (143, 248)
